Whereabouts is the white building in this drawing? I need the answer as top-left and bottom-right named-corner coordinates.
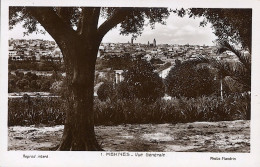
top-left (114, 70), bottom-right (124, 84)
top-left (158, 66), bottom-right (172, 79)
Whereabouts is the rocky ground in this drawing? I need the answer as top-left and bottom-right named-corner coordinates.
top-left (8, 120), bottom-right (250, 152)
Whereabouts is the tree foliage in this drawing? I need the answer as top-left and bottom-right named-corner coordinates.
top-left (211, 59), bottom-right (251, 93)
top-left (187, 8), bottom-right (252, 94)
top-left (188, 8), bottom-right (252, 52)
top-left (101, 53), bottom-right (133, 70)
top-left (121, 58), bottom-right (164, 103)
top-left (213, 38), bottom-right (251, 93)
top-left (8, 71), bottom-right (60, 93)
top-left (165, 59), bottom-right (218, 98)
top-left (10, 7), bottom-right (170, 40)
top-left (97, 58), bottom-right (165, 103)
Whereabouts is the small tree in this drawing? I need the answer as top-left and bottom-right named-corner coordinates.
top-left (165, 59), bottom-right (217, 98)
top-left (121, 58), bottom-right (164, 103)
top-left (215, 40), bottom-right (251, 92)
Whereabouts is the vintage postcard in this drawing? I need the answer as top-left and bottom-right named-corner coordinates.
top-left (1, 0), bottom-right (260, 166)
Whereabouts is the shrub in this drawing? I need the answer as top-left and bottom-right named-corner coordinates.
top-left (8, 97), bottom-right (65, 126)
top-left (93, 93), bottom-right (250, 125)
top-left (8, 93), bottom-right (250, 126)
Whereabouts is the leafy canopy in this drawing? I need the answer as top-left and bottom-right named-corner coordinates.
top-left (165, 58), bottom-right (218, 98)
top-left (97, 58), bottom-right (164, 103)
top-left (9, 7), bottom-right (170, 39)
top-left (188, 8), bottom-right (252, 52)
top-left (120, 58), bottom-right (164, 103)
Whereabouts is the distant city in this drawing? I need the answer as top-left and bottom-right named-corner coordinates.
top-left (9, 38), bottom-right (239, 64)
top-left (9, 38), bottom-right (62, 62)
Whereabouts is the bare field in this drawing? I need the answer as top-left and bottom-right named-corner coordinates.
top-left (8, 120), bottom-right (250, 152)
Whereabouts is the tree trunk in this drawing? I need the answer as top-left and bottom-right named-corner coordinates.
top-left (56, 37), bottom-right (103, 151)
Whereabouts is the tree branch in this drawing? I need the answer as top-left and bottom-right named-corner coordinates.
top-left (91, 7), bottom-right (101, 31)
top-left (26, 7), bottom-right (76, 43)
top-left (97, 8), bottom-right (130, 40)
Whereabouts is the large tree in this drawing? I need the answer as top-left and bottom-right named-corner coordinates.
top-left (9, 7), bottom-right (170, 151)
top-left (188, 8), bottom-right (252, 96)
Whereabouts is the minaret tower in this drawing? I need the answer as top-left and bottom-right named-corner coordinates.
top-left (153, 38), bottom-right (156, 47)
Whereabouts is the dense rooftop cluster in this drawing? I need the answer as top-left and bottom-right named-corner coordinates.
top-left (8, 38), bottom-right (62, 61)
top-left (9, 38), bottom-right (239, 63)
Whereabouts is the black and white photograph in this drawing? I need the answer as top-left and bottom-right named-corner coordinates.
top-left (1, 0), bottom-right (260, 167)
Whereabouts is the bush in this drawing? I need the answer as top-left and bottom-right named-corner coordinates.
top-left (8, 93), bottom-right (250, 126)
top-left (8, 97), bottom-right (65, 126)
top-left (94, 94), bottom-right (250, 125)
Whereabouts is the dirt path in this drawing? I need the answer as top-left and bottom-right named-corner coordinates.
top-left (8, 120), bottom-right (250, 152)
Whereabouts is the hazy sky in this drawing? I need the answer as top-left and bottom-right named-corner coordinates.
top-left (9, 13), bottom-right (218, 46)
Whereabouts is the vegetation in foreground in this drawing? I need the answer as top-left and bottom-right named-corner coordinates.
top-left (8, 93), bottom-right (250, 126)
